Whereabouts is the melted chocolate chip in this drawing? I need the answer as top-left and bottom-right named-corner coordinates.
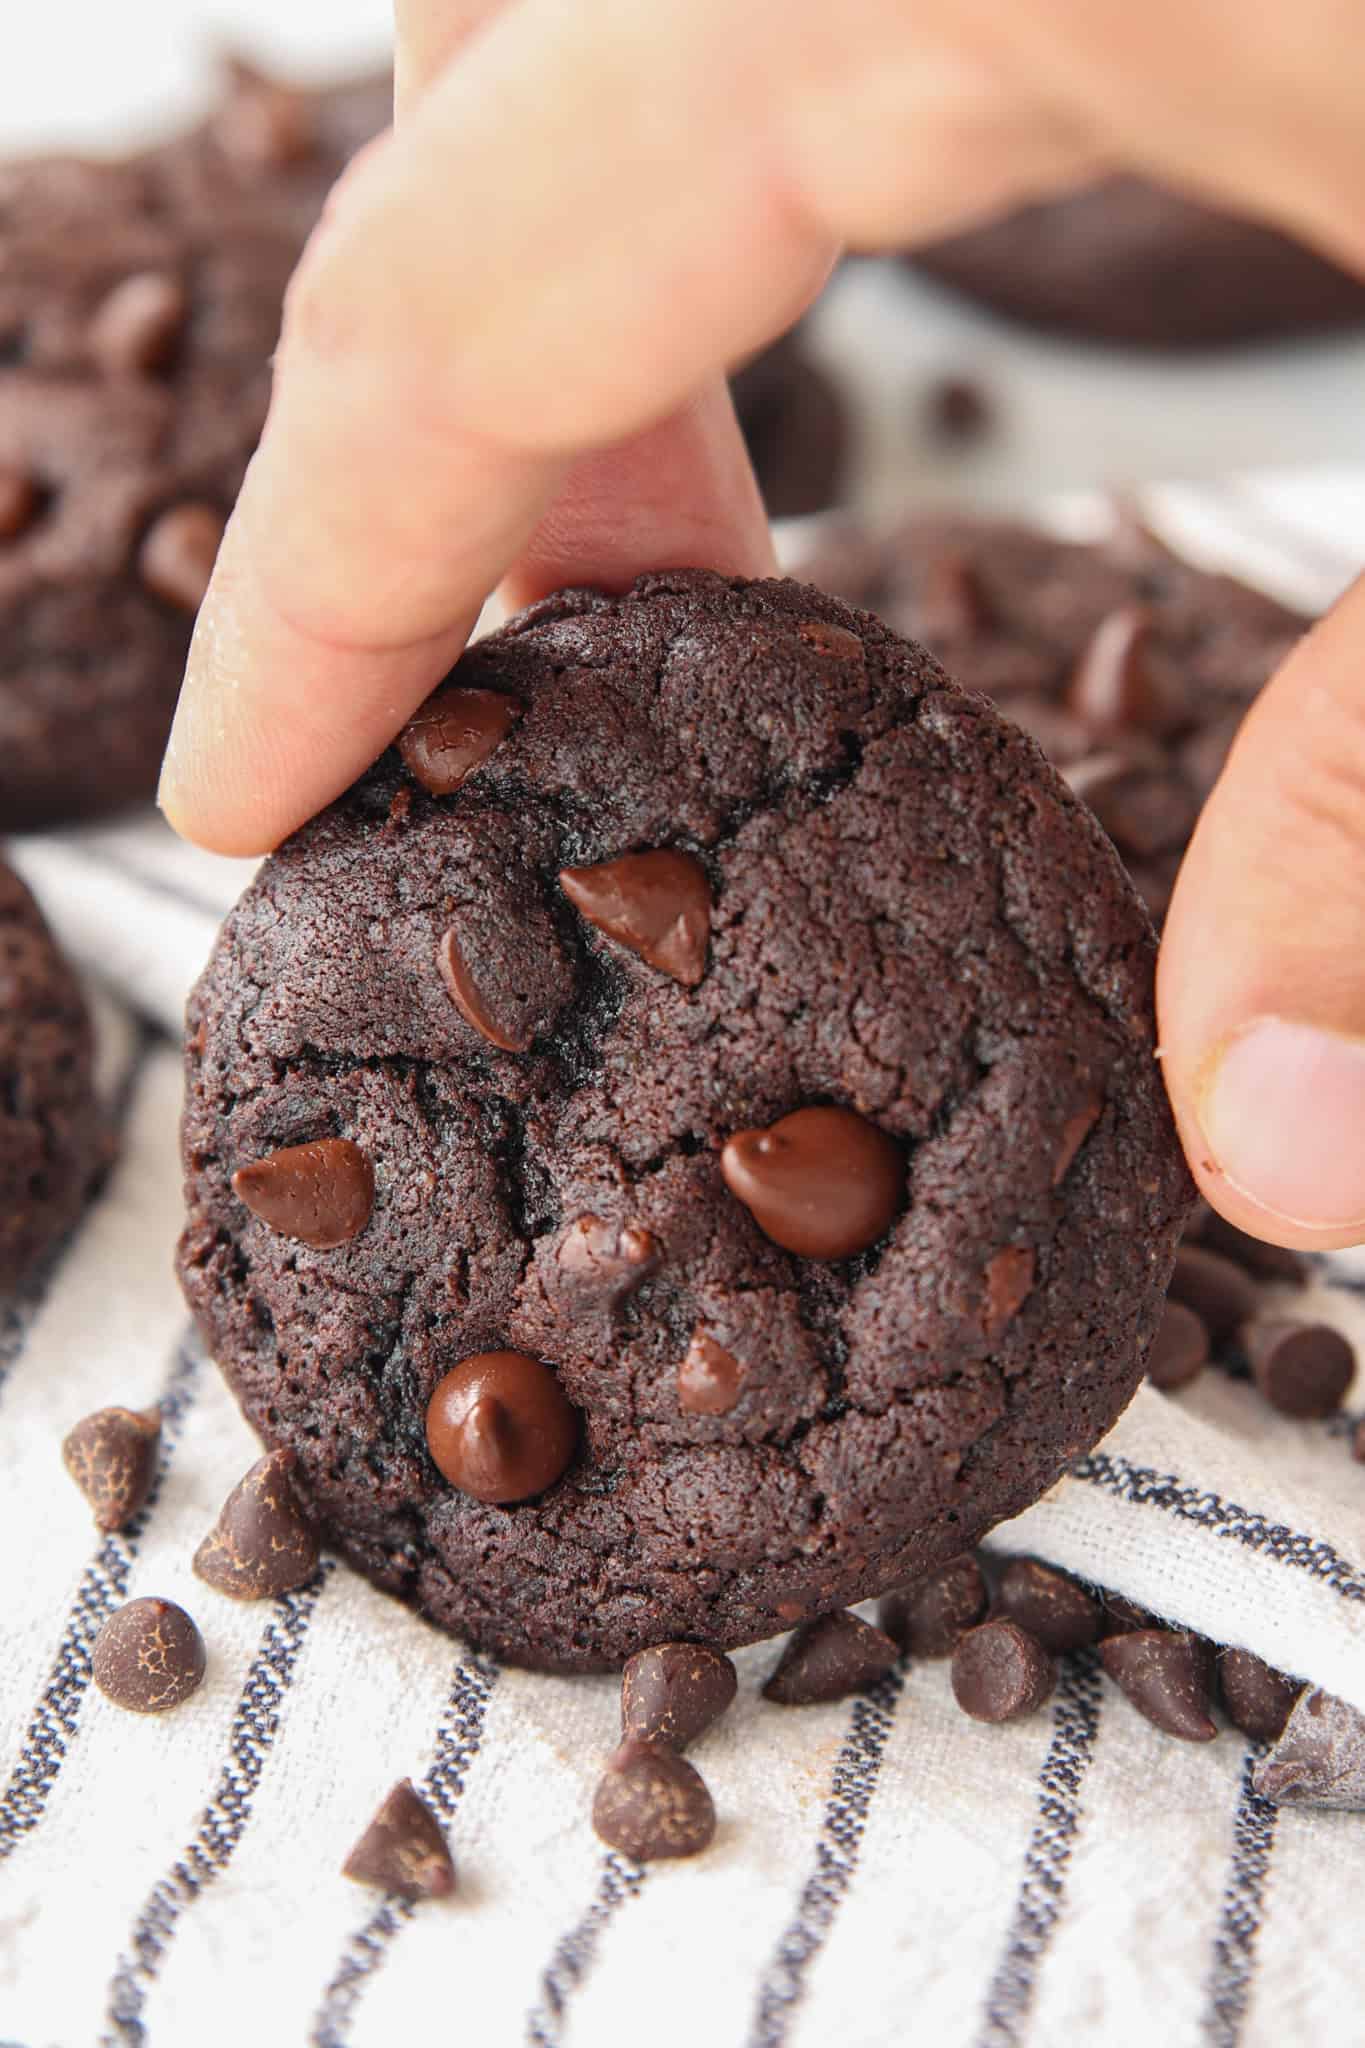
top-left (560, 850), bottom-right (713, 986)
top-left (138, 502), bottom-right (224, 612)
top-left (1241, 1320), bottom-right (1354, 1419)
top-left (397, 686), bottom-right (520, 795)
top-left (1067, 605), bottom-right (1186, 738)
top-left (233, 1137), bottom-right (374, 1249)
top-left (621, 1643), bottom-right (738, 1749)
top-left (194, 1448), bottom-right (320, 1599)
top-left (592, 1740), bottom-right (717, 1861)
top-left (1100, 1629), bottom-right (1217, 1740)
top-left (720, 1105), bottom-right (905, 1260)
top-left (0, 464), bottom-right (39, 541)
top-left (677, 1329), bottom-right (745, 1416)
top-left (762, 1610), bottom-right (899, 1705)
top-left (436, 925), bottom-right (531, 1052)
top-left (1052, 1099), bottom-right (1101, 1185)
top-left (982, 1246), bottom-right (1035, 1340)
top-left (994, 1558), bottom-right (1101, 1654)
top-left (89, 272), bottom-right (187, 377)
top-left (62, 1404), bottom-right (161, 1532)
top-left (797, 619), bottom-right (864, 661)
top-left (342, 1780), bottom-right (456, 1900)
top-left (879, 1553), bottom-right (988, 1657)
top-left (1219, 1649), bottom-right (1302, 1742)
top-left (951, 1619), bottom-right (1055, 1723)
top-left (553, 1215), bottom-right (661, 1313)
top-left (426, 1351), bottom-right (578, 1504)
top-left (92, 1596), bottom-right (205, 1714)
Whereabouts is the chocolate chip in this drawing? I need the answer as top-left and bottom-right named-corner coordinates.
top-left (677, 1329), bottom-right (745, 1416)
top-left (592, 1739), bottom-right (716, 1860)
top-left (397, 686), bottom-right (520, 795)
top-left (138, 502), bottom-right (224, 612)
top-left (1146, 1299), bottom-right (1210, 1391)
top-left (89, 271), bottom-right (187, 377)
top-left (916, 551), bottom-right (989, 640)
top-left (342, 1780), bottom-right (456, 1901)
top-left (1354, 1417), bottom-right (1365, 1465)
top-left (951, 1620), bottom-right (1055, 1723)
top-left (1252, 1687), bottom-right (1365, 1810)
top-left (923, 375), bottom-right (993, 446)
top-left (1100, 1629), bottom-right (1217, 1740)
top-left (233, 1137), bottom-right (374, 1250)
top-left (1097, 1592), bottom-right (1155, 1638)
top-left (1069, 760), bottom-right (1199, 860)
top-left (0, 464), bottom-right (39, 541)
top-left (1066, 606), bottom-right (1186, 739)
top-left (1219, 1649), bottom-right (1302, 1742)
top-left (194, 1448), bottom-right (320, 1600)
top-left (762, 1610), bottom-right (899, 1705)
top-left (981, 1245), bottom-right (1035, 1340)
top-left (436, 924), bottom-right (532, 1052)
top-left (879, 1553), bottom-right (988, 1657)
top-left (994, 1559), bottom-right (1101, 1654)
top-left (560, 850), bottom-right (713, 986)
top-left (1186, 1208), bottom-right (1309, 1287)
top-left (1052, 1099), bottom-right (1101, 1186)
top-left (720, 1105), bottom-right (905, 1261)
top-left (1167, 1244), bottom-right (1261, 1343)
top-left (92, 1596), bottom-right (205, 1714)
top-left (62, 1405), bottom-right (161, 1532)
top-left (797, 619), bottom-right (864, 660)
top-left (215, 73), bottom-right (316, 168)
top-left (426, 1351), bottom-right (578, 1504)
top-left (622, 1643), bottom-right (738, 1749)
top-left (1241, 1320), bottom-right (1354, 1419)
top-left (553, 1214), bottom-right (661, 1313)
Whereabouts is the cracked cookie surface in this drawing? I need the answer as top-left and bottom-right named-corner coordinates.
top-left (178, 570), bottom-right (1191, 1670)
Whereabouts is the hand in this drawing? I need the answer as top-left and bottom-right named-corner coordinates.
top-left (159, 0), bottom-right (1365, 1249)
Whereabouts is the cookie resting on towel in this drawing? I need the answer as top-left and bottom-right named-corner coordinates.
top-left (178, 570), bottom-right (1191, 1671)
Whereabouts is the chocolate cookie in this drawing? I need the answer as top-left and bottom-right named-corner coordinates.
top-left (910, 177), bottom-right (1365, 350)
top-left (730, 332), bottom-right (848, 520)
top-left (0, 860), bottom-right (102, 1296)
top-left (179, 570), bottom-right (1190, 1671)
top-left (0, 64), bottom-right (390, 831)
top-left (797, 513), bottom-right (1308, 924)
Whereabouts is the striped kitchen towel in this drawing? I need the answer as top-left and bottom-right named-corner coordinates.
top-left (3, 474), bottom-right (1365, 2048)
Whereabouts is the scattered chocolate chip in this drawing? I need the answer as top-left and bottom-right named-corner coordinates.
top-left (678, 1329), bottom-right (745, 1416)
top-left (397, 686), bottom-right (520, 795)
top-left (560, 851), bottom-right (713, 986)
top-left (436, 924), bottom-right (532, 1052)
top-left (342, 1780), bottom-right (456, 1900)
top-left (915, 551), bottom-right (989, 640)
top-left (592, 1740), bottom-right (716, 1860)
top-left (952, 1619), bottom-right (1055, 1724)
top-left (1189, 1209), bottom-right (1308, 1286)
top-left (1167, 1244), bottom-right (1261, 1344)
top-left (1067, 606), bottom-right (1186, 738)
top-left (994, 1558), bottom-right (1101, 1654)
top-left (1252, 1687), bottom-right (1365, 1809)
top-left (622, 1643), bottom-right (738, 1749)
top-left (762, 1610), bottom-right (900, 1705)
top-left (92, 1596), bottom-right (205, 1714)
top-left (1146, 1299), bottom-right (1210, 1390)
top-left (1072, 761), bottom-right (1199, 860)
top-left (62, 1405), bottom-right (161, 1532)
top-left (981, 1246), bottom-right (1035, 1340)
top-left (1219, 1649), bottom-right (1302, 1742)
top-left (720, 1105), bottom-right (905, 1261)
top-left (232, 1137), bottom-right (375, 1249)
top-left (0, 464), bottom-right (39, 541)
top-left (1052, 1099), bottom-right (1102, 1186)
top-left (554, 1215), bottom-right (661, 1313)
top-left (797, 619), bottom-right (864, 660)
top-left (879, 1553), bottom-right (988, 1657)
top-left (215, 73), bottom-right (316, 168)
top-left (1242, 1319), bottom-right (1354, 1418)
top-left (923, 375), bottom-right (993, 446)
top-left (194, 1449), bottom-right (320, 1599)
top-left (89, 271), bottom-right (187, 377)
top-left (426, 1351), bottom-right (578, 1504)
top-left (1100, 1629), bottom-right (1217, 1740)
top-left (138, 502), bottom-right (224, 612)
top-left (1097, 1592), bottom-right (1155, 1637)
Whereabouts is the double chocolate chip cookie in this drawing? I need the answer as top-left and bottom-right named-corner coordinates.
top-left (179, 571), bottom-right (1190, 1671)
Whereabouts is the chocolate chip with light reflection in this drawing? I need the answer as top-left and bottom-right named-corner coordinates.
top-left (797, 619), bottom-right (863, 660)
top-left (342, 1780), bottom-right (456, 1901)
top-left (93, 1597), bottom-right (205, 1714)
top-left (952, 1619), bottom-right (1055, 1723)
top-left (720, 1105), bottom-right (905, 1260)
top-left (1100, 1629), bottom-right (1217, 1740)
top-left (1242, 1320), bottom-right (1354, 1419)
top-left (138, 502), bottom-right (224, 612)
top-left (1219, 1650), bottom-right (1302, 1742)
top-left (437, 925), bottom-right (531, 1052)
top-left (560, 851), bottom-right (712, 986)
top-left (194, 1448), bottom-right (320, 1599)
top-left (1052, 1099), bottom-right (1101, 1185)
top-left (426, 1351), bottom-right (578, 1504)
top-left (982, 1246), bottom-right (1035, 1340)
top-left (1167, 1244), bottom-right (1260, 1343)
top-left (233, 1137), bottom-right (374, 1249)
top-left (1067, 606), bottom-right (1186, 738)
top-left (555, 1215), bottom-right (661, 1313)
top-left (0, 464), bottom-right (39, 541)
top-left (995, 1559), bottom-right (1101, 1655)
top-left (878, 1553), bottom-right (987, 1657)
top-left (622, 1643), bottom-right (738, 1749)
top-left (592, 1740), bottom-right (716, 1860)
top-left (397, 686), bottom-right (520, 795)
top-left (763, 1610), bottom-right (899, 1705)
top-left (1146, 1299), bottom-right (1210, 1391)
top-left (89, 272), bottom-right (187, 377)
top-left (1252, 1688), bottom-right (1365, 1810)
top-left (678, 1329), bottom-right (744, 1416)
top-left (62, 1404), bottom-right (161, 1532)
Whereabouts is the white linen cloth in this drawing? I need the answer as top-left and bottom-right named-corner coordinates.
top-left (3, 478), bottom-right (1365, 2048)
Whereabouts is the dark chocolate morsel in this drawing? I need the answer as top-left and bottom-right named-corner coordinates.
top-left (194, 1448), bottom-right (320, 1599)
top-left (1219, 1649), bottom-right (1302, 1742)
top-left (951, 1619), bottom-right (1056, 1723)
top-left (1241, 1320), bottom-right (1354, 1419)
top-left (981, 1245), bottom-right (1035, 1339)
top-left (762, 1610), bottom-right (900, 1706)
top-left (426, 1351), bottom-right (578, 1504)
top-left (797, 619), bottom-right (864, 661)
top-left (1354, 1417), bottom-right (1365, 1465)
top-left (994, 1558), bottom-right (1101, 1654)
top-left (553, 1214), bottom-right (661, 1313)
top-left (677, 1329), bottom-right (745, 1416)
top-left (1186, 1208), bottom-right (1309, 1286)
top-left (1146, 1298), bottom-right (1210, 1391)
top-left (560, 851), bottom-right (713, 986)
top-left (592, 1740), bottom-right (717, 1860)
top-left (923, 376), bottom-right (993, 446)
top-left (138, 502), bottom-right (224, 612)
top-left (89, 272), bottom-right (187, 377)
top-left (1098, 1592), bottom-right (1156, 1637)
top-left (1052, 1099), bottom-right (1102, 1185)
top-left (1071, 761), bottom-right (1199, 861)
top-left (1067, 606), bottom-right (1186, 738)
top-left (1100, 1629), bottom-right (1217, 1740)
top-left (92, 1596), bottom-right (205, 1714)
top-left (62, 1404), bottom-right (161, 1532)
top-left (720, 1105), bottom-right (905, 1261)
top-left (342, 1779), bottom-right (456, 1900)
top-left (0, 464), bottom-right (39, 541)
top-left (1252, 1687), bottom-right (1365, 1810)
top-left (879, 1553), bottom-right (988, 1657)
top-left (233, 1137), bottom-right (375, 1250)
top-left (1166, 1244), bottom-right (1261, 1343)
top-left (436, 924), bottom-right (531, 1052)
top-left (621, 1643), bottom-right (738, 1749)
top-left (396, 686), bottom-right (520, 795)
